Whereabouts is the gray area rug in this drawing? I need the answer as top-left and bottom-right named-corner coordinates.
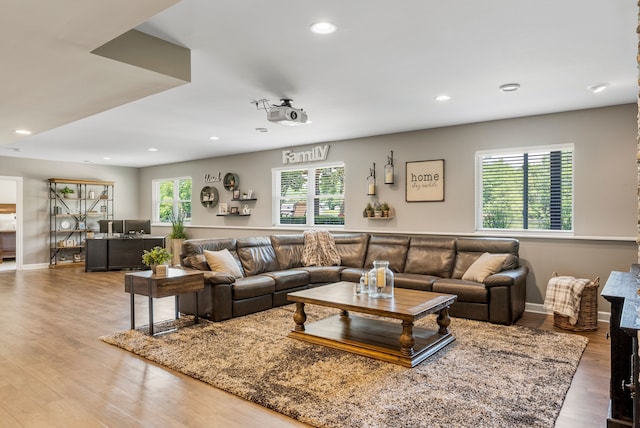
top-left (101, 305), bottom-right (588, 428)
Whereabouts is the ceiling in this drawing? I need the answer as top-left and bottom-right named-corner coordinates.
top-left (2, 0), bottom-right (637, 168)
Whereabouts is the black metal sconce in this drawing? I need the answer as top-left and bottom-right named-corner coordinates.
top-left (367, 163), bottom-right (376, 195)
top-left (384, 150), bottom-right (394, 184)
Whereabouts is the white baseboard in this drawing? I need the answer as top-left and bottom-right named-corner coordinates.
top-left (21, 263), bottom-right (49, 270)
top-left (525, 302), bottom-right (610, 323)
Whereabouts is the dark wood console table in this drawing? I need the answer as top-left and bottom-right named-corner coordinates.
top-left (602, 270), bottom-right (638, 427)
top-left (85, 236), bottom-right (165, 271)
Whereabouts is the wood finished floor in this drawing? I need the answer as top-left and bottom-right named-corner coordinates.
top-left (0, 268), bottom-right (611, 427)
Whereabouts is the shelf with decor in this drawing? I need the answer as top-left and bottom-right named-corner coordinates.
top-left (48, 178), bottom-right (114, 268)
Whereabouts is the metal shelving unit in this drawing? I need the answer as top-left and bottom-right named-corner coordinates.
top-left (48, 178), bottom-right (114, 268)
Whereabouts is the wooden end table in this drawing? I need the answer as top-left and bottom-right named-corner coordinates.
top-left (287, 281), bottom-right (457, 367)
top-left (124, 268), bottom-right (205, 335)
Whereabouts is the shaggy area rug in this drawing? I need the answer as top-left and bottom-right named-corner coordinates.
top-left (101, 305), bottom-right (588, 428)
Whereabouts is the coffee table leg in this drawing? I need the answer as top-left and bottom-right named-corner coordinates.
top-left (437, 306), bottom-right (451, 335)
top-left (293, 302), bottom-right (307, 331)
top-left (400, 320), bottom-right (415, 357)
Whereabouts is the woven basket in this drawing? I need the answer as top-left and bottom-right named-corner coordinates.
top-left (552, 273), bottom-right (600, 332)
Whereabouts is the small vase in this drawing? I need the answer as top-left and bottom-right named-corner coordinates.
top-left (368, 260), bottom-right (394, 298)
top-left (150, 264), bottom-right (157, 274)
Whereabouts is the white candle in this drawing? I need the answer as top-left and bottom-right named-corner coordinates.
top-left (385, 171), bottom-right (393, 183)
top-left (368, 183), bottom-right (375, 194)
top-left (377, 267), bottom-right (385, 287)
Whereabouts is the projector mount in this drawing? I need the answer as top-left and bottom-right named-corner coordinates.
top-left (253, 98), bottom-right (296, 111)
top-left (253, 98), bottom-right (309, 126)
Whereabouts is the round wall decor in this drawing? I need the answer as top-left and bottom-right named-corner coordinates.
top-left (200, 186), bottom-right (219, 208)
top-left (223, 173), bottom-right (239, 191)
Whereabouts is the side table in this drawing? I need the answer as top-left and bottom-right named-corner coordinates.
top-left (124, 268), bottom-right (205, 335)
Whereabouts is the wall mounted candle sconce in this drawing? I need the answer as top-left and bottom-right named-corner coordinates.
top-left (367, 163), bottom-right (376, 195)
top-left (384, 150), bottom-right (394, 184)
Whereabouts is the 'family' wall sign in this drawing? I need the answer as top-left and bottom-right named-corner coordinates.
top-left (282, 145), bottom-right (329, 164)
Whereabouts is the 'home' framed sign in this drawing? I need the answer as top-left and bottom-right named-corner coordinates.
top-left (405, 159), bottom-right (445, 202)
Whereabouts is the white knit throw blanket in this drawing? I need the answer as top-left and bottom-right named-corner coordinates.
top-left (301, 230), bottom-right (341, 267)
top-left (543, 275), bottom-right (590, 325)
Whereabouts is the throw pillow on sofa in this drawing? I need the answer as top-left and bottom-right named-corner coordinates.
top-left (204, 249), bottom-right (244, 278)
top-left (462, 252), bottom-right (508, 282)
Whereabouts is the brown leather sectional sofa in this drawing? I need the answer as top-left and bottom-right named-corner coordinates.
top-left (178, 233), bottom-right (528, 325)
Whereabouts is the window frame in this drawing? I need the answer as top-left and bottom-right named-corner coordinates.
top-left (272, 162), bottom-right (345, 228)
top-left (152, 176), bottom-right (192, 224)
top-left (475, 144), bottom-right (574, 235)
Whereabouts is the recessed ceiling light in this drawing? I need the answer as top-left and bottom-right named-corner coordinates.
top-left (310, 22), bottom-right (337, 34)
top-left (499, 83), bottom-right (520, 92)
top-left (255, 127), bottom-right (268, 133)
top-left (209, 136), bottom-right (220, 140)
top-left (103, 157), bottom-right (111, 160)
top-left (14, 129), bottom-right (31, 135)
top-left (435, 95), bottom-right (451, 102)
top-left (148, 148), bottom-right (158, 152)
top-left (587, 83), bottom-right (609, 93)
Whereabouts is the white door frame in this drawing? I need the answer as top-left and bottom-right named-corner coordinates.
top-left (0, 176), bottom-right (23, 270)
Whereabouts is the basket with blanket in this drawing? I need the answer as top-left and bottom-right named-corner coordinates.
top-left (544, 272), bottom-right (600, 332)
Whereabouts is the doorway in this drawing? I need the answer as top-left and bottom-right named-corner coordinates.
top-left (0, 176), bottom-right (22, 271)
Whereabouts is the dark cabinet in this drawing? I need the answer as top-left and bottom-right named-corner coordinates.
top-left (602, 270), bottom-right (636, 428)
top-left (85, 239), bottom-right (107, 271)
top-left (85, 237), bottom-right (165, 271)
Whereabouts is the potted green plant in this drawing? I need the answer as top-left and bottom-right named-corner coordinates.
top-left (142, 246), bottom-right (172, 273)
top-left (366, 202), bottom-right (374, 218)
top-left (168, 209), bottom-right (188, 266)
top-left (60, 186), bottom-right (74, 198)
top-left (374, 201), bottom-right (383, 217)
top-left (381, 202), bottom-right (390, 217)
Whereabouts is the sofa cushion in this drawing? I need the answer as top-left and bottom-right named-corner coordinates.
top-left (333, 233), bottom-right (369, 268)
top-left (237, 237), bottom-right (280, 276)
top-left (340, 267), bottom-right (367, 283)
top-left (452, 237), bottom-right (519, 279)
top-left (232, 275), bottom-right (275, 300)
top-left (299, 266), bottom-right (344, 284)
top-left (462, 252), bottom-right (508, 283)
top-left (204, 249), bottom-right (244, 278)
top-left (270, 234), bottom-right (304, 270)
top-left (404, 236), bottom-right (456, 277)
top-left (364, 234), bottom-right (410, 272)
top-left (393, 272), bottom-right (437, 291)
top-left (432, 279), bottom-right (489, 303)
top-left (264, 269), bottom-right (310, 291)
top-left (182, 237), bottom-right (237, 256)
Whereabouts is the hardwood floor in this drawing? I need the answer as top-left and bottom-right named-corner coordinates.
top-left (0, 268), bottom-right (612, 427)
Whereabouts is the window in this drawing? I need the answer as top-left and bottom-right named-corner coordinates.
top-left (273, 163), bottom-right (345, 227)
top-left (477, 145), bottom-right (573, 232)
top-left (153, 177), bottom-right (192, 223)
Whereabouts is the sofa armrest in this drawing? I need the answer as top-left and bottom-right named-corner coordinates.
top-left (484, 266), bottom-right (528, 287)
top-left (202, 271), bottom-right (236, 284)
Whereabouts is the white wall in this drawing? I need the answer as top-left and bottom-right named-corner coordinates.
top-left (0, 180), bottom-right (17, 203)
top-left (139, 104), bottom-right (638, 313)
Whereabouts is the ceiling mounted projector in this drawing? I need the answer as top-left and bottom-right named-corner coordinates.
top-left (255, 98), bottom-right (309, 126)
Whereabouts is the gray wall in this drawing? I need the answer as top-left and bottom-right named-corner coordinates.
top-left (139, 104), bottom-right (638, 314)
top-left (3, 104), bottom-right (634, 314)
top-left (0, 157), bottom-right (139, 265)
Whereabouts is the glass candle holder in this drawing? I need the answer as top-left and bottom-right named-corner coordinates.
top-left (368, 260), bottom-right (394, 298)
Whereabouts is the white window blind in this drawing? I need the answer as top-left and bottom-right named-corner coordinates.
top-left (274, 163), bottom-right (344, 227)
top-left (478, 146), bottom-right (573, 231)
